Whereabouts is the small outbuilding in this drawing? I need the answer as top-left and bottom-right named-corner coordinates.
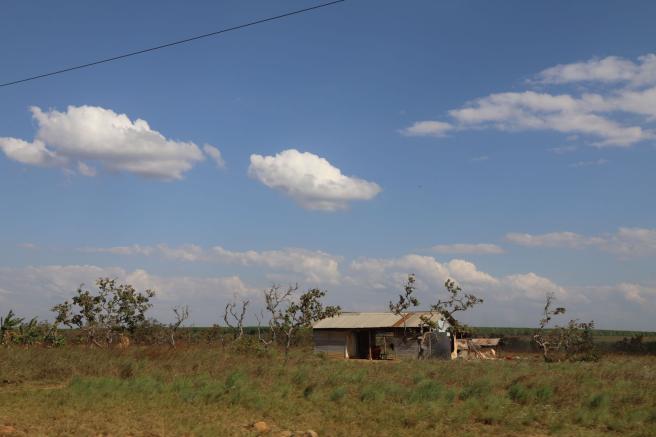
top-left (312, 311), bottom-right (452, 360)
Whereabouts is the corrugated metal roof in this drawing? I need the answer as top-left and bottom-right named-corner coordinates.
top-left (313, 311), bottom-right (444, 329)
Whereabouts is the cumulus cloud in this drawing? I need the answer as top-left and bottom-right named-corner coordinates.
top-left (402, 54), bottom-right (656, 147)
top-left (0, 105), bottom-right (225, 180)
top-left (506, 227), bottom-right (656, 257)
top-left (346, 254), bottom-right (561, 301)
top-left (431, 243), bottom-right (504, 255)
top-left (248, 149), bottom-right (381, 211)
top-left (80, 244), bottom-right (342, 285)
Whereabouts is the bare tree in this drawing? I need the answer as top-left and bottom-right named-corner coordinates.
top-left (223, 297), bottom-right (249, 340)
top-left (169, 305), bottom-right (189, 349)
top-left (263, 284), bottom-right (297, 344)
top-left (255, 310), bottom-right (274, 350)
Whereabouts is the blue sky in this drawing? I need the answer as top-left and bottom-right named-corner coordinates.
top-left (1, 0), bottom-right (655, 329)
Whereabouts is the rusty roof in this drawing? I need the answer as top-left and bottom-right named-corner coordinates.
top-left (312, 311), bottom-right (445, 329)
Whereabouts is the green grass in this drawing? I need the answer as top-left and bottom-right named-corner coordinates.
top-left (1, 346), bottom-right (656, 436)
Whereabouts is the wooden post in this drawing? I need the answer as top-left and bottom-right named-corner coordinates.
top-left (368, 330), bottom-right (373, 360)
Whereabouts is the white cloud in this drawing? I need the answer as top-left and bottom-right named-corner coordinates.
top-left (79, 244), bottom-right (342, 285)
top-left (606, 227), bottom-right (656, 257)
top-left (446, 259), bottom-right (499, 286)
top-left (400, 120), bottom-right (452, 137)
top-left (536, 54), bottom-right (656, 86)
top-left (431, 243), bottom-right (504, 255)
top-left (506, 231), bottom-right (604, 249)
top-left (0, 105), bottom-right (222, 180)
top-left (402, 54), bottom-right (656, 147)
top-left (0, 137), bottom-right (63, 167)
top-left (506, 227), bottom-right (656, 257)
top-left (208, 246), bottom-right (341, 285)
top-left (248, 149), bottom-right (381, 211)
top-left (447, 91), bottom-right (649, 147)
top-left (0, 264), bottom-right (253, 323)
top-left (616, 283), bottom-right (656, 305)
top-left (77, 161), bottom-right (97, 177)
top-left (347, 253), bottom-right (564, 303)
top-left (80, 245), bottom-right (155, 256)
top-left (503, 272), bottom-right (566, 300)
top-left (203, 144), bottom-right (225, 168)
top-left (2, 257), bottom-right (653, 328)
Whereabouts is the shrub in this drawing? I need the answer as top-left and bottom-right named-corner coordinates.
top-left (460, 380), bottom-right (491, 400)
top-left (410, 379), bottom-right (442, 402)
top-left (330, 386), bottom-right (347, 402)
top-left (508, 383), bottom-right (530, 404)
top-left (360, 385), bottom-right (385, 402)
top-left (535, 386), bottom-right (554, 403)
top-left (588, 393), bottom-right (609, 409)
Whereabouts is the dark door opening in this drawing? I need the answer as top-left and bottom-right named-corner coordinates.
top-left (355, 331), bottom-right (370, 359)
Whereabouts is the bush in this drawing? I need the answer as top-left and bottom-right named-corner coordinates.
top-left (330, 386), bottom-right (347, 402)
top-left (508, 383), bottom-right (530, 404)
top-left (410, 379), bottom-right (442, 402)
top-left (460, 380), bottom-right (491, 400)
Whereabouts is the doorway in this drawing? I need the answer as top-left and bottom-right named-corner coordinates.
top-left (355, 331), bottom-right (370, 358)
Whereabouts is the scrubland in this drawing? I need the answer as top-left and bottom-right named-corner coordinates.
top-left (1, 345), bottom-right (655, 436)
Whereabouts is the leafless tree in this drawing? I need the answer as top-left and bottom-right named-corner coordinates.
top-left (169, 305), bottom-right (189, 349)
top-left (254, 310), bottom-right (273, 350)
top-left (263, 284), bottom-right (297, 344)
top-left (223, 297), bottom-right (249, 340)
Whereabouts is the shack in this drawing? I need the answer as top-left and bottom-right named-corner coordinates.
top-left (312, 312), bottom-right (452, 360)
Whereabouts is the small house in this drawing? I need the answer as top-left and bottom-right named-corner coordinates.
top-left (312, 311), bottom-right (452, 360)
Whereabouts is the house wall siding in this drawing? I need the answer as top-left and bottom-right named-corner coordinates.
top-left (313, 330), bottom-right (347, 358)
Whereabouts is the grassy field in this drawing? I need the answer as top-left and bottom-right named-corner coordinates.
top-left (1, 345), bottom-right (655, 436)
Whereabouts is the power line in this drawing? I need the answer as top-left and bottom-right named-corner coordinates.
top-left (0, 0), bottom-right (345, 88)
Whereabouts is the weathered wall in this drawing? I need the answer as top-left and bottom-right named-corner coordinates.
top-left (313, 330), bottom-right (347, 358)
top-left (426, 332), bottom-right (452, 359)
top-left (389, 334), bottom-right (421, 359)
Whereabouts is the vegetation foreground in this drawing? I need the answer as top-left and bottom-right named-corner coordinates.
top-left (1, 346), bottom-right (655, 436)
